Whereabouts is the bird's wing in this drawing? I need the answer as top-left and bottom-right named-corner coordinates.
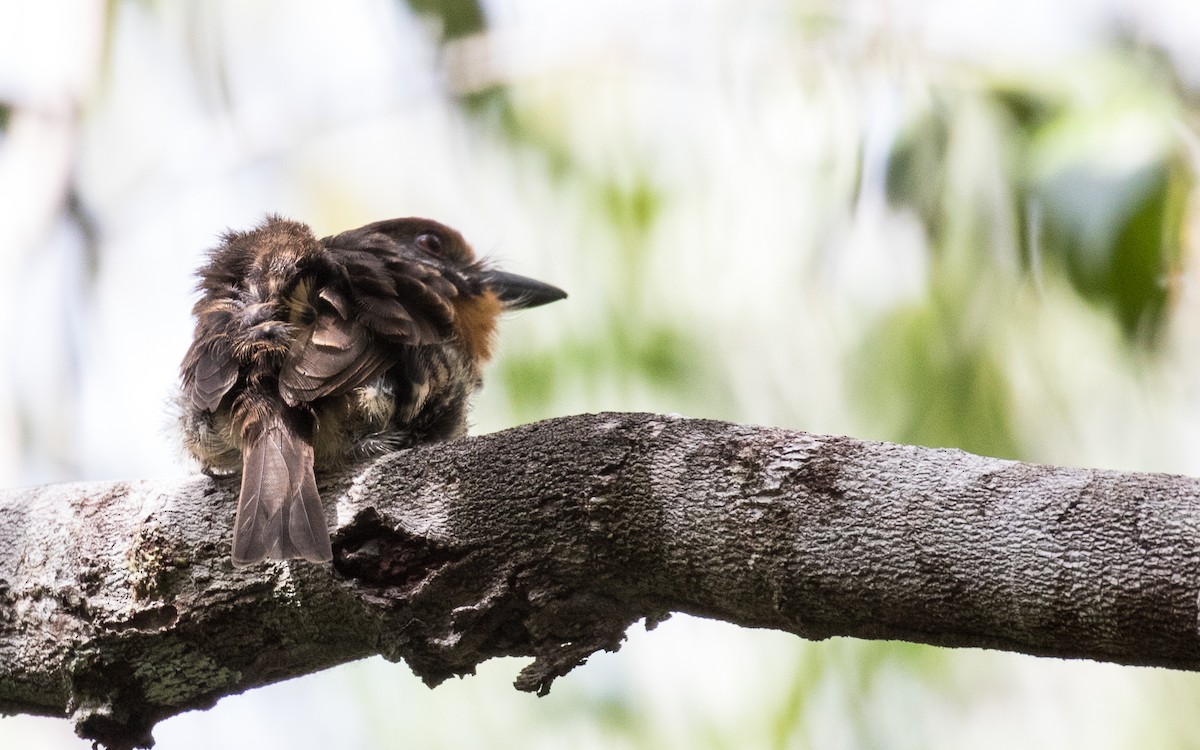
top-left (180, 301), bottom-right (239, 412)
top-left (277, 249), bottom-right (458, 405)
top-left (338, 240), bottom-right (460, 345)
top-left (278, 285), bottom-right (393, 405)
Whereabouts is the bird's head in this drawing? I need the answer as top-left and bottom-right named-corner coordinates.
top-left (322, 217), bottom-right (566, 362)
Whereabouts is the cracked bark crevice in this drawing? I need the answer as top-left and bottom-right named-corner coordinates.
top-left (2, 412), bottom-right (1200, 749)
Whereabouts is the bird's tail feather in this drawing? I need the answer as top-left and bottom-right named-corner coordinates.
top-left (233, 420), bottom-right (333, 566)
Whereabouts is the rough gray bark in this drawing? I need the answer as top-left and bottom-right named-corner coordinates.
top-left (1, 412), bottom-right (1198, 749)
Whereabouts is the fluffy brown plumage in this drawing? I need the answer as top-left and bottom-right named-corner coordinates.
top-left (179, 215), bottom-right (566, 566)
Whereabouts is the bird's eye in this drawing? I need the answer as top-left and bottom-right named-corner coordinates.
top-left (416, 233), bottom-right (442, 255)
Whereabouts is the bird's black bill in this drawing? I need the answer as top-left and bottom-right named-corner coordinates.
top-left (482, 270), bottom-right (567, 310)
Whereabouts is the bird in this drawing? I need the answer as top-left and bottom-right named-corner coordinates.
top-left (178, 215), bottom-right (566, 567)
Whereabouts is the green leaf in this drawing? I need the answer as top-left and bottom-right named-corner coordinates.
top-left (401, 0), bottom-right (486, 42)
top-left (1033, 157), bottom-right (1186, 344)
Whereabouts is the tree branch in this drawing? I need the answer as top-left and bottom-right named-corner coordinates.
top-left (2, 412), bottom-right (1198, 748)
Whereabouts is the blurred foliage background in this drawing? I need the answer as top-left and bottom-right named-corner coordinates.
top-left (3, 0), bottom-right (1200, 748)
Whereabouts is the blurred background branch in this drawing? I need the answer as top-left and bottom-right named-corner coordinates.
top-left (2, 0), bottom-right (1200, 748)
